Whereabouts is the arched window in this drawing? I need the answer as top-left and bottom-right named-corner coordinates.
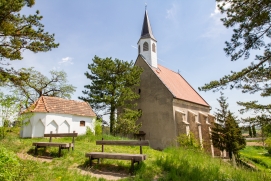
top-left (138, 45), bottom-right (140, 54)
top-left (143, 42), bottom-right (149, 51)
top-left (152, 43), bottom-right (156, 52)
top-left (80, 121), bottom-right (85, 127)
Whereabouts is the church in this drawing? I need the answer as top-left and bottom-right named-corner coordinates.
top-left (134, 10), bottom-right (218, 156)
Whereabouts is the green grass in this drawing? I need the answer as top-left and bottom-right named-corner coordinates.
top-left (0, 128), bottom-right (270, 181)
top-left (240, 146), bottom-right (271, 171)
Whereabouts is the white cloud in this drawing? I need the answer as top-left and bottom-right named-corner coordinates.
top-left (210, 3), bottom-right (221, 17)
top-left (58, 57), bottom-right (74, 65)
top-left (131, 45), bottom-right (137, 49)
top-left (210, 2), bottom-right (231, 17)
top-left (166, 3), bottom-right (179, 23)
top-left (202, 2), bottom-right (231, 38)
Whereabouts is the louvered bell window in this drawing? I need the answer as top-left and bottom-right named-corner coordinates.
top-left (143, 42), bottom-right (149, 51)
top-left (152, 43), bottom-right (156, 52)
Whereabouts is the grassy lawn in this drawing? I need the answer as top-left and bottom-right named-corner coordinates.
top-left (1, 128), bottom-right (271, 181)
top-left (240, 146), bottom-right (271, 171)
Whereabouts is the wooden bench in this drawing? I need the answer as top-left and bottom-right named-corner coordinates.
top-left (32, 131), bottom-right (78, 157)
top-left (85, 139), bottom-right (150, 173)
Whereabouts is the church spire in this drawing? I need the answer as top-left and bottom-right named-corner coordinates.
top-left (137, 9), bottom-right (158, 68)
top-left (140, 10), bottom-right (156, 41)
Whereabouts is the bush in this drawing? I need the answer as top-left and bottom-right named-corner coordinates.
top-left (95, 121), bottom-right (102, 135)
top-left (76, 126), bottom-right (95, 142)
top-left (0, 147), bottom-right (20, 181)
top-left (177, 132), bottom-right (201, 150)
top-left (265, 137), bottom-right (271, 154)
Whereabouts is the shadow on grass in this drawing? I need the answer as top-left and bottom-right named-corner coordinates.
top-left (155, 157), bottom-right (222, 181)
top-left (77, 160), bottom-right (131, 180)
top-left (26, 147), bottom-right (70, 158)
top-left (76, 159), bottom-right (143, 177)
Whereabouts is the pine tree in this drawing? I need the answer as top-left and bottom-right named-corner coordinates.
top-left (248, 126), bottom-right (252, 138)
top-left (252, 125), bottom-right (257, 137)
top-left (211, 92), bottom-right (228, 152)
top-left (224, 111), bottom-right (246, 160)
top-left (211, 92), bottom-right (246, 160)
top-left (199, 0), bottom-right (271, 117)
top-left (79, 56), bottom-right (142, 134)
top-left (0, 0), bottom-right (59, 84)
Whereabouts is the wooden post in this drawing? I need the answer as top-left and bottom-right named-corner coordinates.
top-left (140, 138), bottom-right (142, 154)
top-left (35, 145), bottom-right (38, 155)
top-left (89, 156), bottom-right (92, 166)
top-left (49, 131), bottom-right (53, 142)
top-left (102, 138), bottom-right (104, 152)
top-left (130, 158), bottom-right (135, 174)
top-left (58, 145), bottom-right (61, 157)
top-left (72, 131), bottom-right (75, 150)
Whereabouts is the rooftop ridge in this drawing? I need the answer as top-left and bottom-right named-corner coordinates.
top-left (42, 96), bottom-right (49, 112)
top-left (24, 96), bottom-right (96, 117)
top-left (156, 64), bottom-right (209, 106)
top-left (154, 62), bottom-right (210, 107)
top-left (175, 70), bottom-right (209, 107)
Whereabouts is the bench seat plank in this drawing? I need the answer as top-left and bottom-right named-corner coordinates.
top-left (85, 152), bottom-right (146, 161)
top-left (44, 133), bottom-right (78, 137)
top-left (32, 142), bottom-right (71, 147)
top-left (96, 140), bottom-right (149, 146)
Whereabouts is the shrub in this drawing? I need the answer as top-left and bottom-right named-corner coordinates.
top-left (265, 137), bottom-right (271, 154)
top-left (0, 147), bottom-right (20, 181)
top-left (76, 126), bottom-right (95, 142)
top-left (95, 121), bottom-right (102, 135)
top-left (177, 132), bottom-right (201, 149)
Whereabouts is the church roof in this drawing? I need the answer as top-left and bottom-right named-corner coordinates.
top-left (140, 10), bottom-right (156, 41)
top-left (151, 63), bottom-right (209, 107)
top-left (24, 96), bottom-right (96, 117)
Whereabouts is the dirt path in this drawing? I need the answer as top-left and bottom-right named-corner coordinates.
top-left (17, 153), bottom-right (130, 181)
top-left (246, 142), bottom-right (265, 146)
top-left (77, 166), bottom-right (130, 181)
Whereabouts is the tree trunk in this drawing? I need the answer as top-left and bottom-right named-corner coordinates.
top-left (232, 152), bottom-right (236, 168)
top-left (110, 106), bottom-right (116, 135)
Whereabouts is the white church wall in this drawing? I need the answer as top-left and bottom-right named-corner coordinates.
top-left (33, 119), bottom-right (45, 137)
top-left (21, 112), bottom-right (95, 137)
top-left (72, 115), bottom-right (95, 135)
top-left (45, 113), bottom-right (72, 133)
top-left (21, 119), bottom-right (32, 137)
top-left (59, 120), bottom-right (70, 133)
top-left (30, 113), bottom-right (46, 137)
top-left (46, 120), bottom-right (58, 133)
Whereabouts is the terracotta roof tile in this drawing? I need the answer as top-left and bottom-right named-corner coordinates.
top-left (26, 96), bottom-right (96, 117)
top-left (152, 64), bottom-right (209, 107)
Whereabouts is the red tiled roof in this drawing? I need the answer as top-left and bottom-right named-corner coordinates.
top-left (152, 65), bottom-right (209, 107)
top-left (25, 96), bottom-right (96, 117)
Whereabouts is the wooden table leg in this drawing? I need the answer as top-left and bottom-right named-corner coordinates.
top-left (58, 146), bottom-right (61, 157)
top-left (35, 145), bottom-right (38, 155)
top-left (89, 156), bottom-right (92, 166)
top-left (130, 158), bottom-right (135, 174)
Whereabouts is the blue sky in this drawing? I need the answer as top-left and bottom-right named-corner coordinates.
top-left (8, 1), bottom-right (266, 120)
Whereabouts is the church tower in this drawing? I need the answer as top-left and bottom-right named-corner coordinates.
top-left (138, 10), bottom-right (157, 68)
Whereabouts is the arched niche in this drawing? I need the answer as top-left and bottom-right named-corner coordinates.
top-left (23, 120), bottom-right (32, 137)
top-left (33, 119), bottom-right (45, 137)
top-left (59, 120), bottom-right (70, 133)
top-left (46, 120), bottom-right (58, 133)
